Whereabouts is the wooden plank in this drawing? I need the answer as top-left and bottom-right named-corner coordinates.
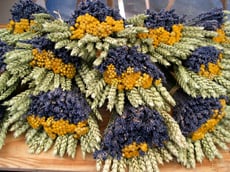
top-left (0, 133), bottom-right (96, 172)
top-left (0, 133), bottom-right (229, 172)
top-left (0, 24), bottom-right (6, 28)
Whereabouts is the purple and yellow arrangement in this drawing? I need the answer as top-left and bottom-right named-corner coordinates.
top-left (0, 0), bottom-right (230, 171)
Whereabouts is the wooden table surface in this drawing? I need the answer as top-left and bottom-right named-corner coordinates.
top-left (0, 133), bottom-right (229, 172)
top-left (0, 24), bottom-right (6, 28)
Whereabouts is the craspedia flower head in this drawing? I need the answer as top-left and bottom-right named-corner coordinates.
top-left (173, 89), bottom-right (228, 140)
top-left (94, 104), bottom-right (169, 160)
top-left (187, 8), bottom-right (224, 31)
top-left (182, 46), bottom-right (222, 79)
top-left (0, 40), bottom-right (13, 73)
top-left (97, 46), bottom-right (165, 90)
top-left (68, 0), bottom-right (122, 25)
top-left (10, 0), bottom-right (47, 22)
top-left (144, 9), bottom-right (185, 31)
top-left (26, 87), bottom-right (91, 139)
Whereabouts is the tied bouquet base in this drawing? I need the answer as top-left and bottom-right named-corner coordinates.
top-left (0, 113), bottom-right (229, 172)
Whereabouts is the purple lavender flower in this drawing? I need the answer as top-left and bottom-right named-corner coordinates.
top-left (68, 0), bottom-right (123, 25)
top-left (96, 46), bottom-right (165, 81)
top-left (144, 9), bottom-right (185, 31)
top-left (182, 46), bottom-right (221, 73)
top-left (0, 40), bottom-right (13, 73)
top-left (10, 0), bottom-right (47, 22)
top-left (186, 8), bottom-right (224, 31)
top-left (26, 87), bottom-right (91, 124)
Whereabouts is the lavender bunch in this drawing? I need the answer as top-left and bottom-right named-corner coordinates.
top-left (144, 9), bottom-right (185, 31)
top-left (26, 87), bottom-right (91, 124)
top-left (97, 46), bottom-right (165, 81)
top-left (10, 0), bottom-right (47, 21)
top-left (186, 8), bottom-right (224, 31)
top-left (173, 89), bottom-right (227, 136)
top-left (24, 37), bottom-right (81, 67)
top-left (24, 36), bottom-right (54, 50)
top-left (182, 46), bottom-right (221, 73)
top-left (94, 104), bottom-right (169, 160)
top-left (79, 46), bottom-right (174, 113)
top-left (0, 40), bottom-right (13, 73)
top-left (68, 0), bottom-right (123, 25)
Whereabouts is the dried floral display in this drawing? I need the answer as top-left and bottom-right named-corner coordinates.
top-left (1, 87), bottom-right (101, 158)
top-left (0, 0), bottom-right (48, 45)
top-left (172, 89), bottom-right (230, 168)
top-left (0, 0), bottom-right (229, 172)
top-left (94, 104), bottom-right (186, 172)
top-left (77, 46), bottom-right (175, 114)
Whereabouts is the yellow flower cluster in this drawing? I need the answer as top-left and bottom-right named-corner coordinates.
top-left (70, 13), bottom-right (124, 39)
top-left (122, 142), bottom-right (148, 158)
top-left (7, 19), bottom-right (35, 34)
top-left (103, 64), bottom-right (158, 90)
top-left (30, 49), bottom-right (76, 79)
top-left (27, 115), bottom-right (89, 139)
top-left (138, 24), bottom-right (183, 47)
top-left (213, 27), bottom-right (230, 44)
top-left (192, 99), bottom-right (226, 141)
top-left (198, 54), bottom-right (223, 79)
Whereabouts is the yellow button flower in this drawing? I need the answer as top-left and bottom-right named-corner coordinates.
top-left (138, 24), bottom-right (183, 47)
top-left (213, 26), bottom-right (230, 44)
top-left (122, 142), bottom-right (148, 158)
top-left (7, 19), bottom-right (35, 34)
top-left (27, 115), bottom-right (89, 139)
top-left (198, 54), bottom-right (222, 79)
top-left (103, 64), bottom-right (157, 90)
top-left (70, 13), bottom-right (124, 39)
top-left (31, 49), bottom-right (76, 79)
